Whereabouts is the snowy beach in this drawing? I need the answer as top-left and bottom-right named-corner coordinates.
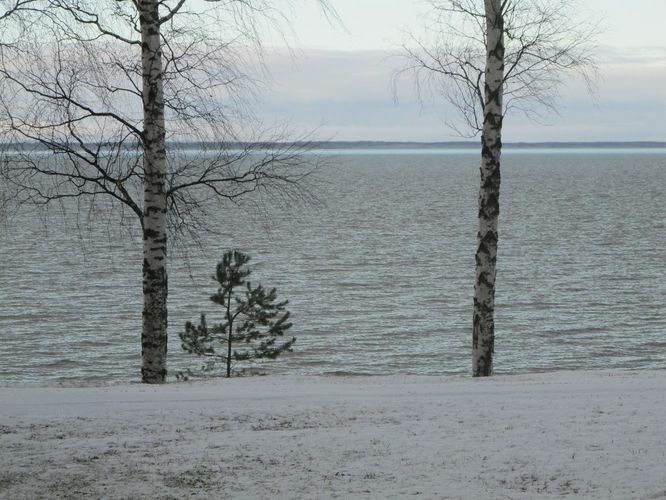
top-left (2, 370), bottom-right (666, 499)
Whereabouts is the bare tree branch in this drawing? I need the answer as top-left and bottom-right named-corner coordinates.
top-left (0, 0), bottom-right (334, 382)
top-left (398, 0), bottom-right (598, 136)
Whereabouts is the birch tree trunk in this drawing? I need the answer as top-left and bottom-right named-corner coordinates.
top-left (139, 0), bottom-right (168, 383)
top-left (472, 0), bottom-right (504, 377)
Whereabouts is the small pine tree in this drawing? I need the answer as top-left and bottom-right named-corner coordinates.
top-left (179, 250), bottom-right (295, 378)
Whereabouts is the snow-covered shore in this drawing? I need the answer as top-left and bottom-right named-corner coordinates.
top-left (2, 370), bottom-right (666, 499)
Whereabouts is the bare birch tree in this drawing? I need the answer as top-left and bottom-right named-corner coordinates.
top-left (401, 0), bottom-right (596, 376)
top-left (0, 0), bottom-right (329, 383)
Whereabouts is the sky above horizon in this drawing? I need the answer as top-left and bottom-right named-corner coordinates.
top-left (255, 0), bottom-right (666, 142)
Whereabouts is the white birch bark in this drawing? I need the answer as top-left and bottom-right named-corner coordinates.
top-left (139, 0), bottom-right (168, 383)
top-left (472, 0), bottom-right (504, 377)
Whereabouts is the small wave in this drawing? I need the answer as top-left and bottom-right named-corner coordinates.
top-left (642, 341), bottom-right (666, 348)
top-left (42, 359), bottom-right (84, 369)
top-left (323, 370), bottom-right (382, 377)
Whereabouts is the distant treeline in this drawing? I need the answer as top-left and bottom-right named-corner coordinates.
top-left (293, 141), bottom-right (666, 150)
top-left (2, 140), bottom-right (665, 152)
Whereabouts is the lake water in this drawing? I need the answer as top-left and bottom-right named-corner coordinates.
top-left (1, 149), bottom-right (665, 385)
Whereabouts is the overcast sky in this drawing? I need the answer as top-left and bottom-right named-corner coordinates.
top-left (256, 0), bottom-right (666, 142)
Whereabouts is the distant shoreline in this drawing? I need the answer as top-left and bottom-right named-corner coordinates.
top-left (3, 140), bottom-right (665, 152)
top-left (300, 140), bottom-right (666, 150)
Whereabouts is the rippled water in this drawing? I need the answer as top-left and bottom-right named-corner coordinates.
top-left (1, 149), bottom-right (665, 385)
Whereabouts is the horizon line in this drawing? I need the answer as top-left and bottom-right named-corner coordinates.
top-left (4, 140), bottom-right (665, 152)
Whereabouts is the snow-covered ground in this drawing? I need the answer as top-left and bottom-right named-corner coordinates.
top-left (2, 370), bottom-right (666, 499)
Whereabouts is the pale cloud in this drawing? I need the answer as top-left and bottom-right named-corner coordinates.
top-left (251, 1), bottom-right (666, 142)
top-left (257, 49), bottom-right (666, 142)
top-left (598, 45), bottom-right (666, 65)
top-left (283, 0), bottom-right (666, 53)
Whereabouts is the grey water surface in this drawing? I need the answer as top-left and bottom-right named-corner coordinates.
top-left (1, 149), bottom-right (665, 385)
